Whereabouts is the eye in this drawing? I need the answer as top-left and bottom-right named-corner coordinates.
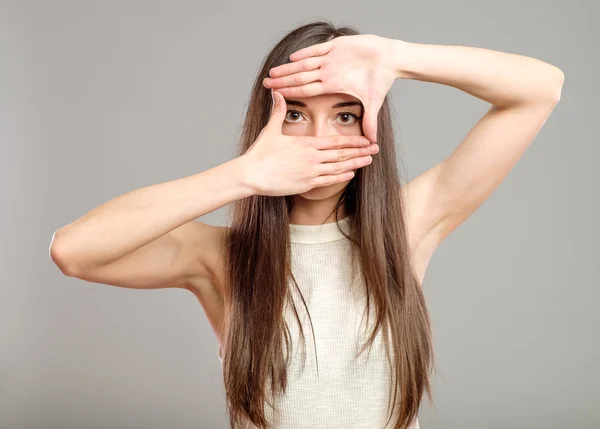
top-left (336, 112), bottom-right (361, 125)
top-left (284, 110), bottom-right (304, 123)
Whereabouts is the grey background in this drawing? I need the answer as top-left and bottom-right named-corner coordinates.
top-left (1, 0), bottom-right (597, 428)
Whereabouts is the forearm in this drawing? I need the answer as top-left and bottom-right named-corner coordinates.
top-left (51, 156), bottom-right (254, 269)
top-left (393, 40), bottom-right (564, 108)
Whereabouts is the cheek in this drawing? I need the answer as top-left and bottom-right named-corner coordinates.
top-left (282, 122), bottom-right (363, 137)
top-left (337, 123), bottom-right (363, 136)
top-left (281, 123), bottom-right (306, 136)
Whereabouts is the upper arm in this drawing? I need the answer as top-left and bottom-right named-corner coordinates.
top-left (403, 100), bottom-right (560, 282)
top-left (66, 220), bottom-right (227, 292)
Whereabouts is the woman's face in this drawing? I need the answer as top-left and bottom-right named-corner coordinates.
top-left (281, 92), bottom-right (364, 200)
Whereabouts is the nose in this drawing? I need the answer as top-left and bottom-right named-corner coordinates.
top-left (310, 117), bottom-right (335, 138)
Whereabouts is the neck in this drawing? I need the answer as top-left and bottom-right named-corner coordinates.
top-left (289, 192), bottom-right (347, 226)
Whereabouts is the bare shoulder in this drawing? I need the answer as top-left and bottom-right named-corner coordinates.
top-left (183, 221), bottom-right (230, 347)
top-left (179, 221), bottom-right (229, 285)
top-left (400, 166), bottom-right (445, 286)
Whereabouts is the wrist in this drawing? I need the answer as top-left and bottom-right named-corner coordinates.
top-left (393, 39), bottom-right (419, 80)
top-left (231, 155), bottom-right (259, 198)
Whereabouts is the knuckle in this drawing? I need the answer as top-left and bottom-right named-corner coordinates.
top-left (308, 149), bottom-right (320, 163)
top-left (311, 138), bottom-right (323, 149)
top-left (303, 139), bottom-right (314, 149)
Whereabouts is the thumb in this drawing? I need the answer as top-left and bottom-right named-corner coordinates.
top-left (267, 89), bottom-right (286, 131)
top-left (362, 103), bottom-right (379, 143)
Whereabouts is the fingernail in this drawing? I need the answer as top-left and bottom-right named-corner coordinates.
top-left (270, 88), bottom-right (274, 104)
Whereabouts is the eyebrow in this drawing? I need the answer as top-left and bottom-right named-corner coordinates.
top-left (285, 99), bottom-right (363, 109)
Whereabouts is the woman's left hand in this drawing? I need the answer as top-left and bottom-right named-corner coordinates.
top-left (263, 35), bottom-right (401, 142)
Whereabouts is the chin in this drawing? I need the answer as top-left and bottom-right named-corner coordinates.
top-left (297, 179), bottom-right (351, 201)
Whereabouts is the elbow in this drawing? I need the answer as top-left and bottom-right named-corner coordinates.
top-left (534, 66), bottom-right (564, 107)
top-left (549, 67), bottom-right (565, 104)
top-left (49, 230), bottom-right (80, 277)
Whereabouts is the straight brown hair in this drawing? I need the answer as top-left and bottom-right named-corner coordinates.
top-left (221, 20), bottom-right (435, 429)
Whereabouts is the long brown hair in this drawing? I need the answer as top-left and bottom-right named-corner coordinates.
top-left (221, 20), bottom-right (435, 429)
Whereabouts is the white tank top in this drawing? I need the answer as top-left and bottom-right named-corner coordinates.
top-left (218, 215), bottom-right (420, 429)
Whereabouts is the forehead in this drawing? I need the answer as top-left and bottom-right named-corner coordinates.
top-left (285, 92), bottom-right (362, 108)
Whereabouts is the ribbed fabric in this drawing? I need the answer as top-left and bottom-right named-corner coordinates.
top-left (219, 215), bottom-right (420, 429)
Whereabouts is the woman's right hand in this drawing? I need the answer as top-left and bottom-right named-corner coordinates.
top-left (240, 90), bottom-right (379, 197)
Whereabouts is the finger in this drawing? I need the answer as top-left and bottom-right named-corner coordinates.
top-left (266, 90), bottom-right (286, 131)
top-left (309, 170), bottom-right (356, 188)
top-left (311, 134), bottom-right (371, 150)
top-left (317, 144), bottom-right (379, 163)
top-left (269, 57), bottom-right (322, 78)
top-left (316, 155), bottom-right (373, 176)
top-left (362, 103), bottom-right (381, 143)
top-left (272, 82), bottom-right (325, 98)
top-left (290, 40), bottom-right (334, 61)
top-left (263, 70), bottom-right (320, 89)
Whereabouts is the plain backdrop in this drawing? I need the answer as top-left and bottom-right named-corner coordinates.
top-left (1, 1), bottom-right (598, 428)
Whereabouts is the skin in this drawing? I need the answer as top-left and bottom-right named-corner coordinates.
top-left (51, 35), bottom-right (563, 360)
top-left (282, 92), bottom-right (367, 225)
top-left (200, 93), bottom-right (371, 341)
top-left (50, 93), bottom-right (374, 352)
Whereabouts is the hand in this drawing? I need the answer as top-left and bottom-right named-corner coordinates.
top-left (263, 35), bottom-right (400, 143)
top-left (240, 90), bottom-right (379, 197)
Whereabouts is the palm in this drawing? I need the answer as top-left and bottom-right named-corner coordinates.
top-left (263, 34), bottom-right (398, 142)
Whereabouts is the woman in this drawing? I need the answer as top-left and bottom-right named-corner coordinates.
top-left (49, 20), bottom-right (564, 429)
